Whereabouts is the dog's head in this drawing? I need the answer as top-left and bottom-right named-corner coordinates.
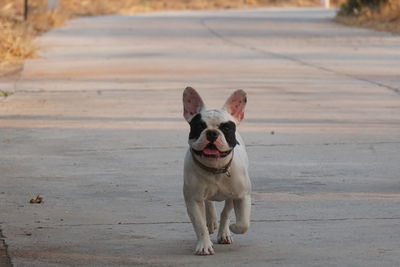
top-left (183, 87), bottom-right (247, 161)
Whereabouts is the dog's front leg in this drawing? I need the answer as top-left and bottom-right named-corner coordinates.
top-left (205, 201), bottom-right (217, 234)
top-left (185, 198), bottom-right (215, 255)
top-left (218, 199), bottom-right (233, 244)
top-left (230, 194), bottom-right (251, 234)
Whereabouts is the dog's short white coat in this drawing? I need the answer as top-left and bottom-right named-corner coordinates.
top-left (182, 87), bottom-right (251, 256)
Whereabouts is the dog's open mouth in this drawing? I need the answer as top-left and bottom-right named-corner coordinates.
top-left (192, 144), bottom-right (232, 158)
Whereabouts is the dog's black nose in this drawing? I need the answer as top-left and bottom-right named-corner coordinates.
top-left (206, 130), bottom-right (219, 143)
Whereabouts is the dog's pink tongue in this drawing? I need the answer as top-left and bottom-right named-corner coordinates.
top-left (203, 148), bottom-right (220, 157)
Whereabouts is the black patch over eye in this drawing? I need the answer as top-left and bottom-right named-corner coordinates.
top-left (219, 121), bottom-right (238, 148)
top-left (189, 114), bottom-right (207, 140)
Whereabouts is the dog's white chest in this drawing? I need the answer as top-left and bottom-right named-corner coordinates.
top-left (203, 176), bottom-right (249, 201)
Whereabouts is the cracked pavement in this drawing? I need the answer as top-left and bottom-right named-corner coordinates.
top-left (0, 8), bottom-right (400, 266)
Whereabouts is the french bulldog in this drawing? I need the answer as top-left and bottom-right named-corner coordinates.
top-left (182, 87), bottom-right (251, 255)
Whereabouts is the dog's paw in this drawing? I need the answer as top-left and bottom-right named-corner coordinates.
top-left (229, 223), bottom-right (249, 234)
top-left (217, 231), bottom-right (233, 244)
top-left (207, 220), bottom-right (217, 234)
top-left (195, 239), bottom-right (215, 256)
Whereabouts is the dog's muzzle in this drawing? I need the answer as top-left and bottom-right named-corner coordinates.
top-left (191, 143), bottom-right (233, 158)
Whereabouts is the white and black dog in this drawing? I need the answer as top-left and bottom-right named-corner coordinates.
top-left (182, 87), bottom-right (251, 255)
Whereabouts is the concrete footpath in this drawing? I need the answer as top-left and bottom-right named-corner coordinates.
top-left (1, 8), bottom-right (400, 266)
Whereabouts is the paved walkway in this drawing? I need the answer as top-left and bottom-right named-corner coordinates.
top-left (1, 8), bottom-right (400, 266)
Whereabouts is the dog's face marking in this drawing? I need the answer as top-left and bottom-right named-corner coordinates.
top-left (189, 113), bottom-right (207, 140)
top-left (188, 109), bottom-right (239, 157)
top-left (218, 121), bottom-right (237, 147)
top-left (183, 87), bottom-right (246, 160)
top-left (187, 110), bottom-right (237, 158)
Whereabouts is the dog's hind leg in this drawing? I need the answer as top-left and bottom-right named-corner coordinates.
top-left (205, 201), bottom-right (217, 234)
top-left (217, 199), bottom-right (234, 244)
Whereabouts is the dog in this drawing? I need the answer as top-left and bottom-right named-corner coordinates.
top-left (182, 87), bottom-right (251, 255)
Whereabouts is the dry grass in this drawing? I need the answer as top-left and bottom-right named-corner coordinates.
top-left (0, 1), bottom-right (68, 70)
top-left (0, 20), bottom-right (35, 68)
top-left (336, 0), bottom-right (400, 34)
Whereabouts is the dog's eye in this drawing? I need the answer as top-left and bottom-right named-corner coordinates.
top-left (195, 121), bottom-right (207, 132)
top-left (220, 125), bottom-right (228, 133)
top-left (219, 122), bottom-right (235, 134)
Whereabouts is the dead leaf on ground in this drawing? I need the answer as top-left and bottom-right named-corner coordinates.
top-left (29, 195), bottom-right (43, 204)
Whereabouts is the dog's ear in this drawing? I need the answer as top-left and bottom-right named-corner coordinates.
top-left (183, 87), bottom-right (205, 122)
top-left (223, 89), bottom-right (247, 124)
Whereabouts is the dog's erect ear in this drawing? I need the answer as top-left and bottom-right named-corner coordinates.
top-left (223, 89), bottom-right (247, 123)
top-left (183, 87), bottom-right (205, 122)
